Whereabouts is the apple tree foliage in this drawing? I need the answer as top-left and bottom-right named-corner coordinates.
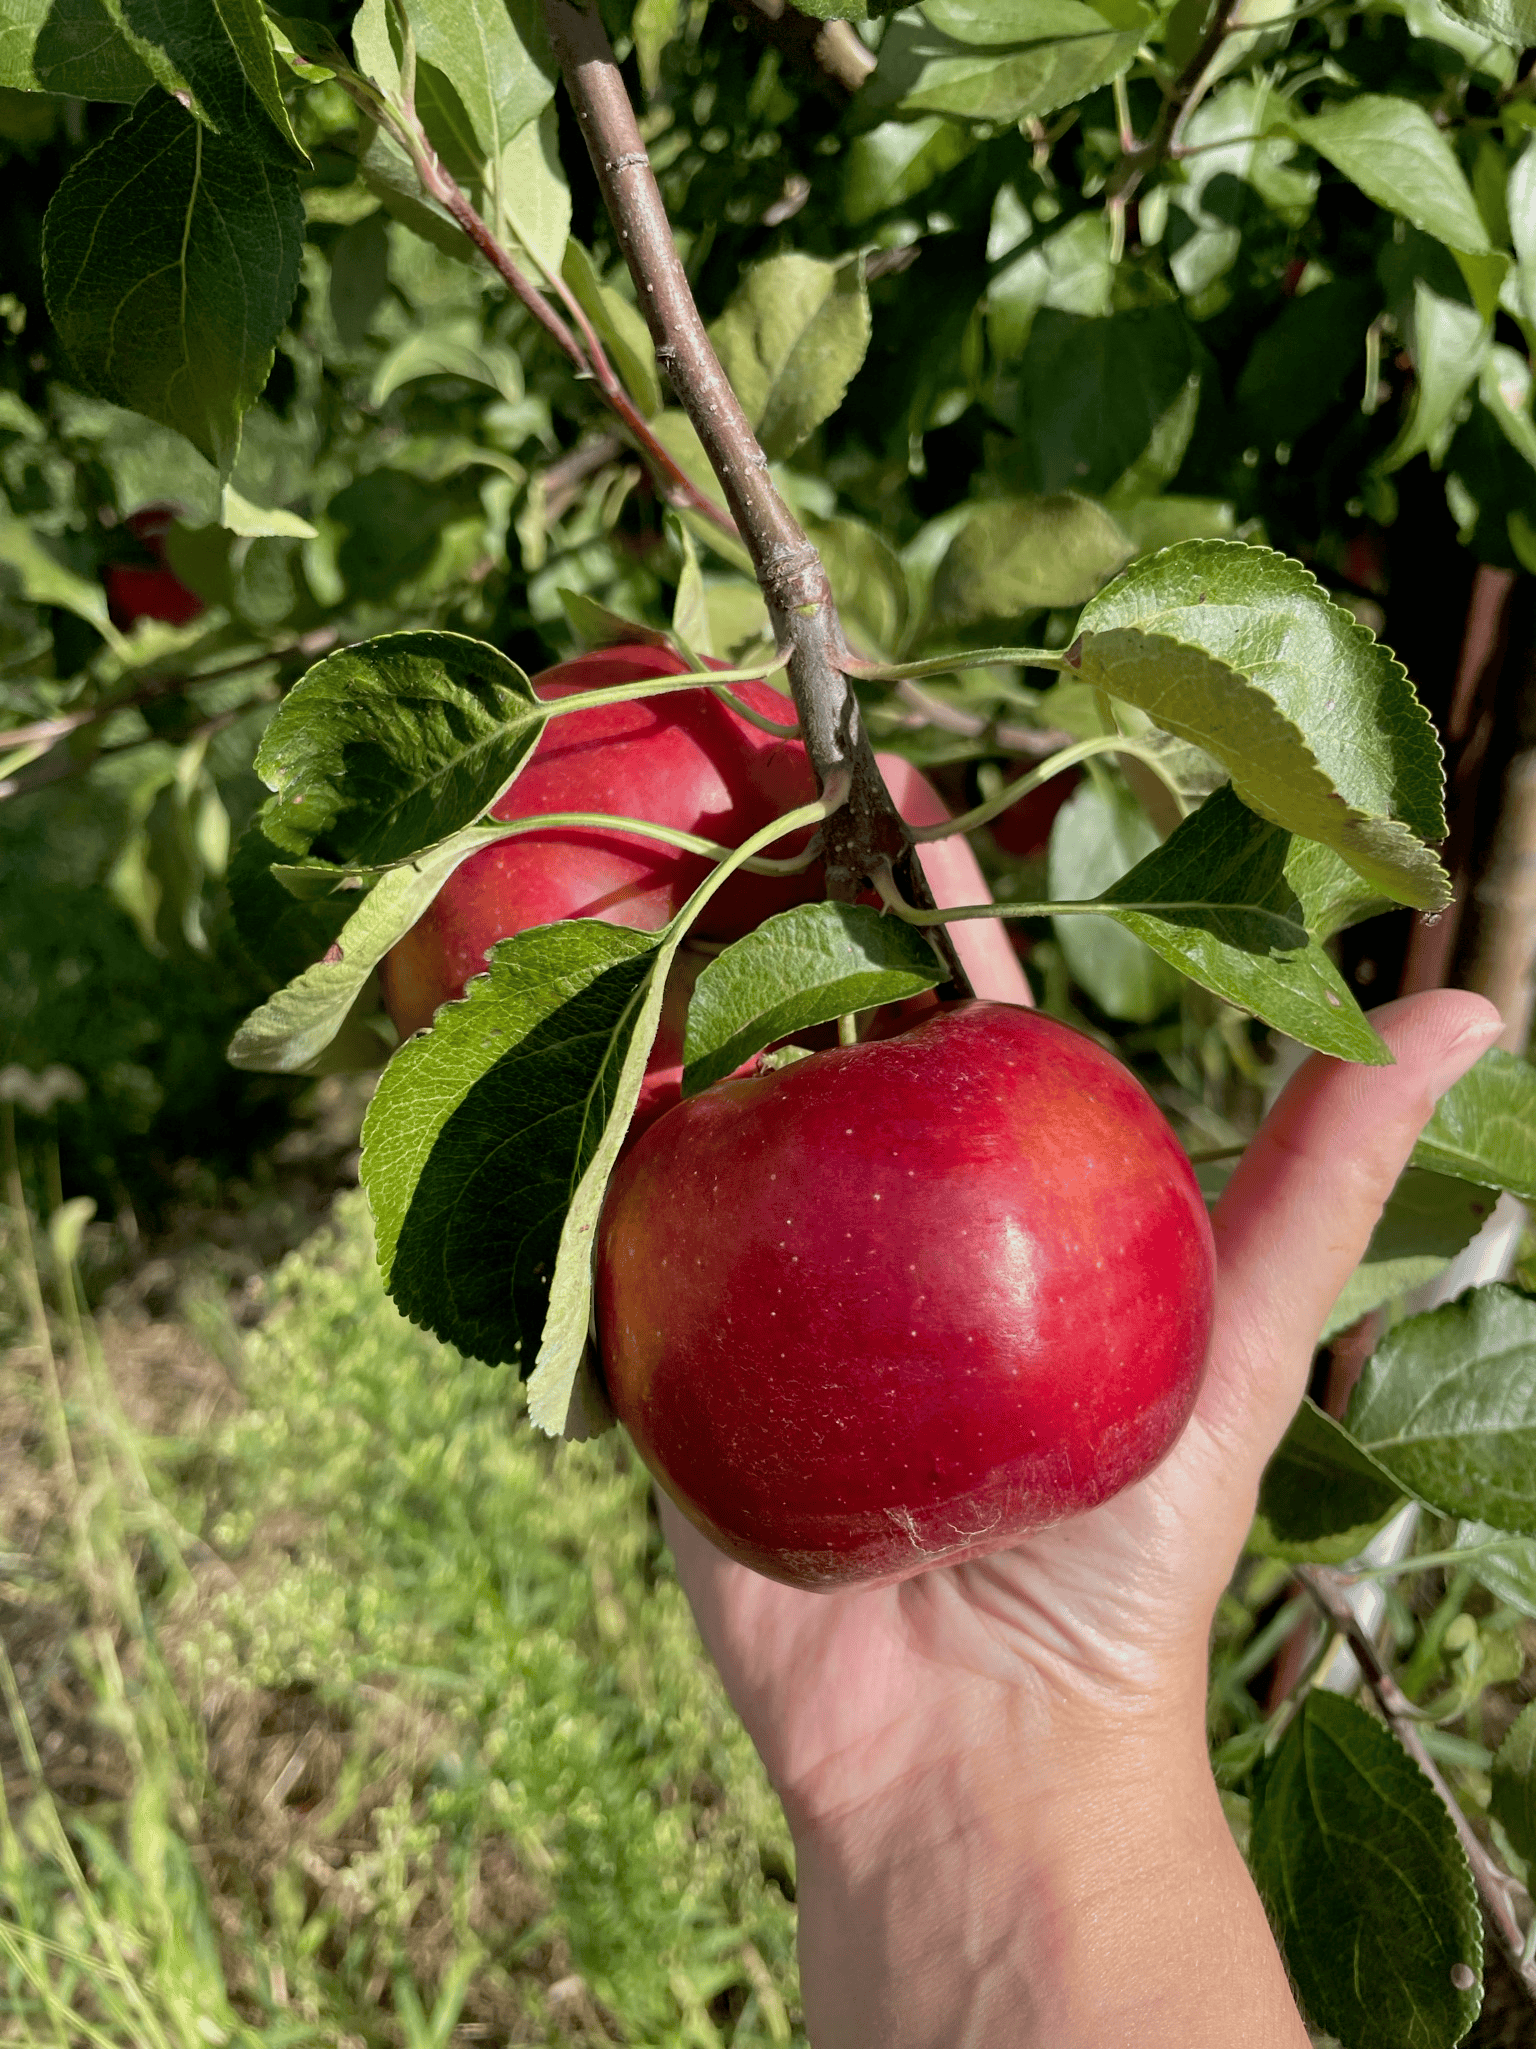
top-left (9, 0), bottom-right (1536, 2034)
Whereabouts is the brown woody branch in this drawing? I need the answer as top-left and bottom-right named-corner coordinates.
top-left (542, 0), bottom-right (970, 987)
top-left (1298, 1565), bottom-right (1536, 2010)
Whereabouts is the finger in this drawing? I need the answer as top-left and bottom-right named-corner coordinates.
top-left (876, 753), bottom-right (1032, 1005)
top-left (1200, 990), bottom-right (1502, 1459)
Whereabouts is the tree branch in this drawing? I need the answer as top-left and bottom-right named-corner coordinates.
top-left (1298, 1565), bottom-right (1536, 2010)
top-left (541, 0), bottom-right (971, 990)
top-left (1109, 0), bottom-right (1242, 207)
top-left (305, 36), bottom-right (738, 543)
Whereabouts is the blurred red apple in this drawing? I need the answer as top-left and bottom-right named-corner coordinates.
top-left (596, 1001), bottom-right (1213, 1590)
top-left (986, 765), bottom-right (1080, 860)
top-left (104, 505), bottom-right (205, 629)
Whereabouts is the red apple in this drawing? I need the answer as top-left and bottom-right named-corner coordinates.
top-left (595, 1001), bottom-right (1214, 1590)
top-left (987, 766), bottom-right (1080, 860)
top-left (380, 648), bottom-right (1032, 1043)
top-left (104, 505), bottom-right (205, 629)
top-left (380, 645), bottom-right (819, 1040)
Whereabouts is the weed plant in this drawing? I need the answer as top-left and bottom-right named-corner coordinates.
top-left (0, 1164), bottom-right (800, 2048)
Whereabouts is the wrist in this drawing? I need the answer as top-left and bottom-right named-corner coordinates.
top-left (787, 1685), bottom-right (1305, 2049)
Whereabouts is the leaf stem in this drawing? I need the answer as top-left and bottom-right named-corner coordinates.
top-left (845, 647), bottom-right (1066, 682)
top-left (906, 734), bottom-right (1172, 842)
top-left (1340, 1540), bottom-right (1532, 1582)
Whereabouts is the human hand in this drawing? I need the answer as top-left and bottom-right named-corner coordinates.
top-left (658, 985), bottom-right (1502, 2046)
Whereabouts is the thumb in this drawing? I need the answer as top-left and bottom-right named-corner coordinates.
top-left (1200, 990), bottom-right (1503, 1459)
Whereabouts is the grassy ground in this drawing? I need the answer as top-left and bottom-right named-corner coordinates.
top-left (0, 1175), bottom-right (802, 2047)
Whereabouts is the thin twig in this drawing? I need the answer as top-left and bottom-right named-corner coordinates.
top-left (542, 0), bottom-right (972, 992)
top-left (313, 42), bottom-right (737, 541)
top-left (1109, 0), bottom-right (1243, 206)
top-left (883, 677), bottom-right (1075, 759)
top-left (1298, 1564), bottom-right (1536, 2008)
top-left (539, 431), bottom-right (627, 521)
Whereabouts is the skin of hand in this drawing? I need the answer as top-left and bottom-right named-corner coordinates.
top-left (657, 982), bottom-right (1503, 2047)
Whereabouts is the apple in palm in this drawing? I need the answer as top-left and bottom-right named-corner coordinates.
top-left (596, 1001), bottom-right (1215, 1590)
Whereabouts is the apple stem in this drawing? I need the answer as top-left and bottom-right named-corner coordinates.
top-left (540, 0), bottom-right (974, 1000)
top-left (837, 1013), bottom-right (859, 1047)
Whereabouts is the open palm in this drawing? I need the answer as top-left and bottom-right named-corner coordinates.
top-left (659, 989), bottom-right (1501, 1838)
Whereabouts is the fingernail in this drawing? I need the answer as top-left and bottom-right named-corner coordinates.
top-left (1432, 1012), bottom-right (1504, 1095)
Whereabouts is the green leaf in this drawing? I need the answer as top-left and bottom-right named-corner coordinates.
top-left (252, 631), bottom-right (542, 869)
top-left (997, 304), bottom-right (1203, 499)
top-left (491, 104), bottom-right (570, 277)
top-left (103, 0), bottom-right (308, 166)
top-left (359, 920), bottom-right (660, 1376)
top-left (227, 809), bottom-right (353, 986)
top-left (526, 929), bottom-right (680, 1436)
top-left (1367, 1167), bottom-right (1501, 1263)
top-left (371, 324), bottom-right (525, 407)
top-left (1092, 785), bottom-right (1390, 1060)
top-left (1428, 0), bottom-right (1535, 49)
top-left (1345, 1284), bottom-right (1536, 1533)
top-left (865, 5), bottom-right (1139, 123)
top-left (1458, 1521), bottom-right (1536, 1616)
top-left (1509, 140), bottom-right (1536, 331)
top-left (842, 116), bottom-right (978, 225)
top-left (1235, 278), bottom-right (1379, 447)
top-left (710, 253), bottom-right (871, 461)
top-left (986, 209), bottom-right (1113, 363)
top-left (228, 829), bottom-right (509, 1072)
top-left (670, 521), bottom-right (710, 658)
top-left (564, 239), bottom-right (661, 419)
top-left (806, 515), bottom-right (909, 657)
top-left (558, 589), bottom-right (672, 650)
top-left (1289, 94), bottom-right (1491, 257)
top-left (1073, 541), bottom-right (1449, 911)
top-left (410, 0), bottom-right (555, 174)
top-left (0, 516), bottom-right (127, 655)
top-left (1491, 1702), bottom-right (1536, 1867)
top-left (1316, 1166), bottom-right (1503, 1340)
top-left (1046, 776), bottom-right (1181, 1024)
top-left (1251, 1691), bottom-right (1482, 2049)
top-left (680, 903), bottom-right (944, 1095)
top-left (647, 411), bottom-right (752, 573)
top-left (928, 493), bottom-right (1132, 627)
top-left (0, 0), bottom-right (153, 96)
top-left (1410, 1047), bottom-right (1536, 1200)
top-left (1252, 1397), bottom-right (1405, 1561)
top-left (1480, 342), bottom-right (1536, 470)
top-left (42, 93), bottom-right (304, 478)
top-left (1320, 1258), bottom-right (1452, 1343)
top-left (1384, 281), bottom-right (1489, 472)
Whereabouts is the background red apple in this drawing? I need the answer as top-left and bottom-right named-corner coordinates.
top-left (986, 764), bottom-right (1081, 860)
top-left (380, 646), bottom-right (1030, 1043)
top-left (103, 505), bottom-right (205, 629)
top-left (380, 645), bottom-right (819, 1039)
top-left (596, 1001), bottom-right (1214, 1591)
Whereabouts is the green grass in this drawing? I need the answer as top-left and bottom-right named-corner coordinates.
top-left (0, 1186), bottom-right (801, 2047)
